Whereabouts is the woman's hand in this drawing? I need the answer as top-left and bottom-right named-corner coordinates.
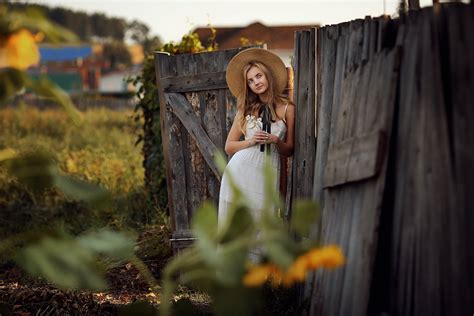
top-left (254, 131), bottom-right (278, 144)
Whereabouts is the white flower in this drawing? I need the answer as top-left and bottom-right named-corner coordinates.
top-left (246, 115), bottom-right (262, 130)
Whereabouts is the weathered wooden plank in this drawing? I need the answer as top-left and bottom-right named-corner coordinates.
top-left (198, 50), bottom-right (223, 208)
top-left (328, 29), bottom-right (349, 145)
top-left (160, 70), bottom-right (227, 93)
top-left (311, 25), bottom-right (338, 231)
top-left (445, 4), bottom-right (474, 314)
top-left (376, 18), bottom-right (389, 52)
top-left (345, 19), bottom-right (364, 74)
top-left (408, 0), bottom-right (420, 10)
top-left (369, 19), bottom-right (378, 59)
top-left (389, 12), bottom-right (420, 315)
top-left (309, 26), bottom-right (342, 315)
top-left (175, 53), bottom-right (207, 223)
top-left (292, 28), bottom-right (317, 201)
top-left (165, 93), bottom-right (221, 180)
top-left (323, 131), bottom-right (385, 188)
top-left (313, 47), bottom-right (399, 316)
top-left (362, 17), bottom-right (371, 63)
top-left (389, 6), bottom-right (474, 315)
top-left (313, 28), bottom-right (319, 139)
top-left (154, 52), bottom-right (189, 232)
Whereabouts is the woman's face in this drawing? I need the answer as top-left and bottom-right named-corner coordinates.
top-left (246, 65), bottom-right (269, 95)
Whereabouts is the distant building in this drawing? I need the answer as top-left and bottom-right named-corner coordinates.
top-left (193, 22), bottom-right (319, 66)
top-left (31, 44), bottom-right (143, 95)
top-left (99, 67), bottom-right (141, 95)
top-left (34, 44), bottom-right (103, 93)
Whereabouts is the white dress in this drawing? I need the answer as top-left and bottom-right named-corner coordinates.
top-left (218, 112), bottom-right (288, 226)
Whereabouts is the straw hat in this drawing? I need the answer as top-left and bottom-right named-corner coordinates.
top-left (225, 48), bottom-right (287, 97)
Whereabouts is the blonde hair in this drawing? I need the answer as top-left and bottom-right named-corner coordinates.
top-left (235, 61), bottom-right (290, 133)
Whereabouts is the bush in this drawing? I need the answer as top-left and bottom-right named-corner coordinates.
top-left (0, 106), bottom-right (154, 238)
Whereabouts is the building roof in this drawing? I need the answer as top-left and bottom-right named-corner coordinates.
top-left (194, 22), bottom-right (319, 50)
top-left (39, 45), bottom-right (93, 62)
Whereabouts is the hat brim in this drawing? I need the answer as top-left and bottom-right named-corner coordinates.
top-left (225, 48), bottom-right (287, 97)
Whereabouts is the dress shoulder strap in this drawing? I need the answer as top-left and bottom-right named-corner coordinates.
top-left (283, 103), bottom-right (289, 123)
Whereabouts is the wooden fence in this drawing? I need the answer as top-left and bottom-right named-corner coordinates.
top-left (151, 2), bottom-right (473, 313)
top-left (289, 3), bottom-right (473, 315)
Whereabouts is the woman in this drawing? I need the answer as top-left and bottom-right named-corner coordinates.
top-left (218, 48), bottom-right (295, 228)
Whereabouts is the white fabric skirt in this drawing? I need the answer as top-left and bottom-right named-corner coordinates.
top-left (218, 144), bottom-right (280, 226)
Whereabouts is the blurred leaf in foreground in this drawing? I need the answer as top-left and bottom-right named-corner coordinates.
top-left (16, 236), bottom-right (108, 290)
top-left (77, 230), bottom-right (136, 262)
top-left (0, 68), bottom-right (28, 102)
top-left (27, 76), bottom-right (82, 124)
top-left (290, 200), bottom-right (320, 238)
top-left (1, 152), bottom-right (110, 205)
top-left (15, 229), bottom-right (137, 291)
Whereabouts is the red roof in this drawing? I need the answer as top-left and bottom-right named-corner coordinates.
top-left (194, 22), bottom-right (319, 50)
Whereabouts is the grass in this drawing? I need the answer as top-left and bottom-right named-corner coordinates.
top-left (0, 104), bottom-right (162, 238)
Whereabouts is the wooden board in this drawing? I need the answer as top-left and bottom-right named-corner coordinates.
top-left (160, 71), bottom-right (227, 93)
top-left (323, 130), bottom-right (385, 188)
top-left (292, 28), bottom-right (317, 202)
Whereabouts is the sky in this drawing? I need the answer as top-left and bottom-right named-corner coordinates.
top-left (30, 0), bottom-right (436, 43)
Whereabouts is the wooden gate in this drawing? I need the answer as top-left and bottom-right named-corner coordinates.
top-left (154, 48), bottom-right (246, 249)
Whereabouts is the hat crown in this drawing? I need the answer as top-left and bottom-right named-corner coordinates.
top-left (226, 48), bottom-right (287, 98)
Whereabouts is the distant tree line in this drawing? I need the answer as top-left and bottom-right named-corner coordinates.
top-left (5, 1), bottom-right (163, 67)
top-left (7, 2), bottom-right (126, 41)
top-left (5, 2), bottom-right (162, 50)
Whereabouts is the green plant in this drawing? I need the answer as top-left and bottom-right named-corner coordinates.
top-left (160, 154), bottom-right (344, 316)
top-left (0, 107), bottom-right (150, 237)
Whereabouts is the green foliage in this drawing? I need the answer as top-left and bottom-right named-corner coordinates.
top-left (5, 2), bottom-right (127, 41)
top-left (160, 29), bottom-right (217, 55)
top-left (2, 151), bottom-right (109, 205)
top-left (160, 153), bottom-right (321, 316)
top-left (17, 236), bottom-right (108, 290)
top-left (27, 76), bottom-right (82, 123)
top-left (0, 4), bottom-right (78, 42)
top-left (0, 69), bottom-right (28, 102)
top-left (290, 200), bottom-right (320, 237)
top-left (0, 107), bottom-right (150, 236)
top-left (77, 229), bottom-right (135, 261)
top-left (127, 19), bottom-right (162, 53)
top-left (14, 229), bottom-right (136, 290)
top-left (103, 40), bottom-right (132, 68)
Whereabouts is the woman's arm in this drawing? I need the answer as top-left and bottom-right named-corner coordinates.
top-left (257, 103), bottom-right (295, 157)
top-left (224, 114), bottom-right (257, 155)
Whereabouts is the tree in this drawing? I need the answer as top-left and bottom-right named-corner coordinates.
top-left (102, 40), bottom-right (132, 69)
top-left (126, 20), bottom-right (162, 55)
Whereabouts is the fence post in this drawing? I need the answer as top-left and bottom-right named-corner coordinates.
top-left (408, 0), bottom-right (421, 9)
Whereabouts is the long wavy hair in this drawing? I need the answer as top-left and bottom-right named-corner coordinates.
top-left (235, 61), bottom-right (290, 133)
